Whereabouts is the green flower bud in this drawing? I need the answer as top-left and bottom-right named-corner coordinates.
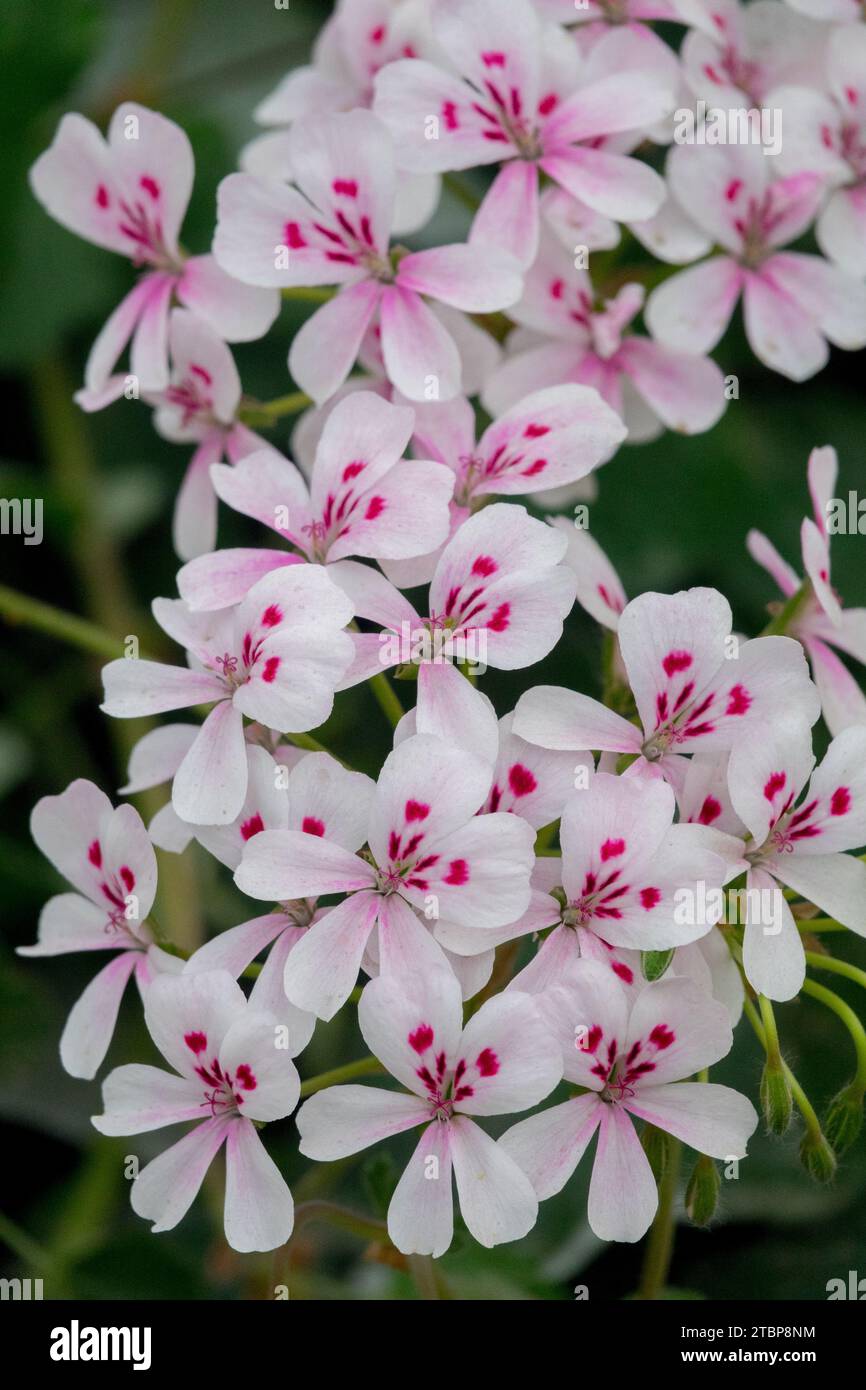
top-left (760, 1060), bottom-right (793, 1135)
top-left (799, 1130), bottom-right (837, 1184)
top-left (823, 1083), bottom-right (865, 1156)
top-left (685, 1154), bottom-right (720, 1228)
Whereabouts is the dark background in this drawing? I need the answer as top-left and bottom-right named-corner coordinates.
top-left (1, 0), bottom-right (864, 1298)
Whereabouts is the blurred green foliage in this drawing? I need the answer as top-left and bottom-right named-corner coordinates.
top-left (1, 0), bottom-right (865, 1300)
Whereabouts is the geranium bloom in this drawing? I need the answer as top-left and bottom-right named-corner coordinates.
top-left (438, 772), bottom-right (728, 965)
top-left (748, 445), bottom-right (866, 733)
top-left (678, 0), bottom-right (828, 107)
top-left (134, 309), bottom-right (274, 561)
top-left (92, 971), bottom-right (298, 1252)
top-left (297, 966), bottom-right (562, 1254)
top-left (29, 103), bottom-right (278, 398)
top-left (331, 502), bottom-right (578, 762)
top-left (513, 586), bottom-right (820, 784)
top-left (727, 721), bottom-right (866, 1000)
top-left (770, 25), bottom-right (866, 277)
top-left (19, 780), bottom-right (177, 1079)
top-left (213, 109), bottom-right (522, 403)
top-left (379, 382), bottom-right (625, 587)
top-left (500, 960), bottom-right (757, 1242)
top-left (645, 142), bottom-right (866, 381)
top-left (483, 233), bottom-right (727, 439)
top-left (176, 391), bottom-right (455, 610)
top-left (374, 0), bottom-right (673, 267)
top-left (234, 732), bottom-right (536, 1018)
top-left (184, 750), bottom-right (376, 1050)
top-left (101, 566), bottom-right (355, 825)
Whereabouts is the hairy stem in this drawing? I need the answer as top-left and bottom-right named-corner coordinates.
top-left (637, 1133), bottom-right (682, 1299)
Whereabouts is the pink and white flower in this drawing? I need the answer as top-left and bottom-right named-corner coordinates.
top-left (19, 780), bottom-right (176, 1079)
top-left (176, 391), bottom-right (455, 610)
top-left (29, 103), bottom-right (278, 398)
top-left (101, 566), bottom-right (355, 825)
top-left (331, 502), bottom-right (578, 763)
top-left (374, 0), bottom-right (673, 267)
top-left (770, 25), bottom-right (866, 278)
top-left (297, 966), bottom-right (561, 1254)
top-left (728, 721), bottom-right (866, 999)
top-left (678, 0), bottom-right (829, 107)
top-left (748, 445), bottom-right (866, 734)
top-left (438, 772), bottom-right (729, 966)
top-left (645, 142), bottom-right (866, 382)
top-left (501, 960), bottom-right (757, 1241)
top-left (213, 109), bottom-right (522, 403)
top-left (92, 971), bottom-right (298, 1252)
top-left (137, 309), bottom-right (274, 561)
top-left (513, 586), bottom-right (820, 783)
top-left (380, 383), bottom-right (625, 587)
top-left (483, 233), bottom-right (727, 439)
top-left (184, 751), bottom-right (377, 1050)
top-left (234, 732), bottom-right (536, 1019)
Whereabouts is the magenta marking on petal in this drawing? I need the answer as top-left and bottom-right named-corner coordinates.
top-left (600, 837), bottom-right (625, 862)
top-left (443, 100), bottom-right (459, 131)
top-left (481, 51), bottom-right (506, 68)
top-left (284, 221), bottom-right (307, 249)
top-left (140, 175), bottom-right (160, 200)
top-left (764, 771), bottom-right (786, 802)
top-left (409, 1024), bottom-right (434, 1053)
top-left (241, 813), bottom-right (265, 841)
top-left (830, 787), bottom-right (851, 816)
top-left (662, 649), bottom-right (693, 677)
top-left (365, 495), bottom-right (386, 520)
top-left (612, 961), bottom-right (634, 984)
top-left (235, 1063), bottom-right (257, 1090)
top-left (488, 602), bottom-right (510, 632)
top-left (302, 815), bottom-right (326, 837)
top-left (119, 865), bottom-right (135, 893)
top-left (88, 839), bottom-right (103, 868)
top-left (261, 604), bottom-right (283, 628)
top-left (640, 887), bottom-right (661, 910)
top-left (405, 800), bottom-right (430, 822)
top-left (649, 1024), bottom-right (675, 1049)
top-left (95, 184), bottom-right (110, 209)
top-left (185, 1031), bottom-right (207, 1054)
top-left (332, 179), bottom-right (359, 198)
top-left (698, 796), bottom-right (722, 825)
top-left (726, 683), bottom-right (751, 716)
top-left (261, 656), bottom-right (280, 683)
top-left (508, 763), bottom-right (537, 798)
top-left (475, 1047), bottom-right (499, 1077)
top-left (471, 554), bottom-right (497, 577)
top-left (444, 858), bottom-right (469, 886)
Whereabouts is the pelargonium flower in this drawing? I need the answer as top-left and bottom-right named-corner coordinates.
top-left (183, 750), bottom-right (377, 1050)
top-left (331, 502), bottom-right (578, 763)
top-left (380, 382), bottom-right (625, 587)
top-left (770, 25), bottom-right (866, 278)
top-left (438, 772), bottom-right (729, 966)
top-left (297, 966), bottom-right (562, 1255)
top-left (92, 971), bottom-right (298, 1253)
top-left (176, 390), bottom-right (455, 610)
top-left (513, 586), bottom-right (820, 784)
top-left (133, 309), bottom-right (272, 560)
top-left (748, 445), bottom-right (866, 733)
top-left (234, 732), bottom-right (536, 1019)
top-left (374, 0), bottom-right (673, 267)
top-left (501, 960), bottom-right (757, 1242)
top-left (548, 518), bottom-right (627, 633)
top-left (645, 142), bottom-right (866, 381)
top-left (213, 109), bottom-right (522, 403)
top-left (29, 103), bottom-right (278, 398)
top-left (483, 233), bottom-right (727, 439)
top-left (678, 0), bottom-right (828, 107)
top-left (101, 566), bottom-right (355, 825)
top-left (19, 780), bottom-right (178, 1079)
top-left (728, 721), bottom-right (866, 1000)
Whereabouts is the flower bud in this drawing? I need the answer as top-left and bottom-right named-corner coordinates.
top-left (685, 1154), bottom-right (720, 1227)
top-left (760, 1059), bottom-right (792, 1135)
top-left (799, 1130), bottom-right (837, 1184)
top-left (823, 1083), bottom-right (865, 1156)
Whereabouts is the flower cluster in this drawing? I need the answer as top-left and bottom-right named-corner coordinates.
top-left (21, 0), bottom-right (866, 1270)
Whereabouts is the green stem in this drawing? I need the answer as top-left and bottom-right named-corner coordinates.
top-left (801, 977), bottom-right (866, 1089)
top-left (368, 671), bottom-right (404, 729)
top-left (797, 919), bottom-right (848, 933)
top-left (299, 1054), bottom-right (385, 1098)
top-left (281, 287), bottom-right (336, 304)
top-left (291, 1199), bottom-right (387, 1244)
top-left (805, 951), bottom-right (866, 991)
top-left (407, 1253), bottom-right (441, 1300)
top-left (442, 171), bottom-right (481, 212)
top-left (0, 585), bottom-right (143, 661)
top-left (239, 390), bottom-right (312, 428)
top-left (636, 1133), bottom-right (682, 1299)
top-left (0, 1209), bottom-right (54, 1274)
top-left (759, 581), bottom-right (812, 636)
top-left (759, 994), bottom-right (783, 1067)
top-left (286, 730), bottom-right (338, 757)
